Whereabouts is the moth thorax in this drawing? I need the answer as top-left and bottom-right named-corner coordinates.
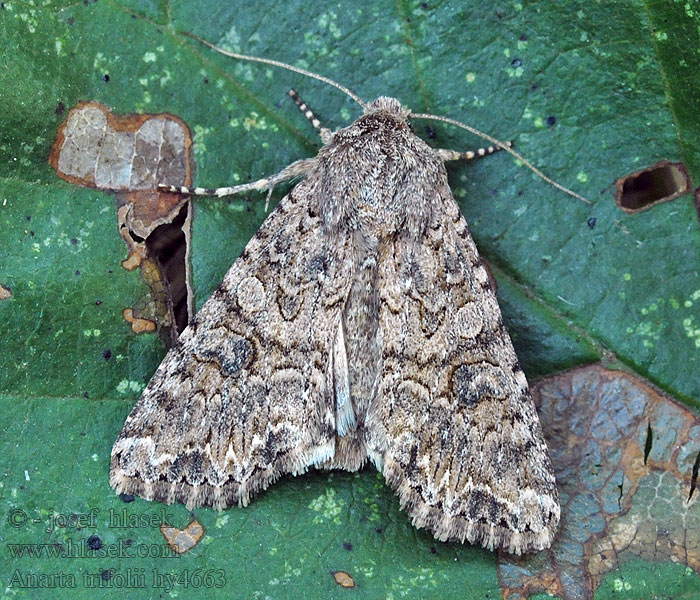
top-left (365, 97), bottom-right (411, 120)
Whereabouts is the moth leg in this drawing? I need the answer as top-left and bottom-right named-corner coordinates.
top-left (159, 157), bottom-right (317, 210)
top-left (436, 141), bottom-right (513, 162)
top-left (287, 89), bottom-right (333, 143)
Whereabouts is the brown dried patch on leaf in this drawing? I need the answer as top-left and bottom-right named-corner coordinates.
top-left (0, 283), bottom-right (11, 300)
top-left (49, 101), bottom-right (192, 190)
top-left (123, 308), bottom-right (156, 335)
top-left (118, 198), bottom-right (193, 344)
top-left (159, 519), bottom-right (204, 554)
top-left (50, 101), bottom-right (195, 344)
top-left (331, 570), bottom-right (355, 588)
top-left (120, 249), bottom-right (143, 271)
top-left (499, 364), bottom-right (700, 600)
top-left (615, 160), bottom-right (690, 213)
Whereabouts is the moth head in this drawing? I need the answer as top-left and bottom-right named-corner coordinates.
top-left (365, 97), bottom-right (411, 121)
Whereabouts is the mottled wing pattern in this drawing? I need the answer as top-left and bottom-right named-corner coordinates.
top-left (368, 187), bottom-right (559, 554)
top-left (111, 176), bottom-right (354, 509)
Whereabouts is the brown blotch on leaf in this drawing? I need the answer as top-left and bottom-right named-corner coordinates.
top-left (615, 160), bottom-right (690, 213)
top-left (123, 308), bottom-right (157, 334)
top-left (0, 283), bottom-right (11, 300)
top-left (49, 101), bottom-right (192, 191)
top-left (49, 101), bottom-right (195, 345)
top-left (499, 364), bottom-right (700, 600)
top-left (120, 248), bottom-right (143, 271)
top-left (118, 198), bottom-right (193, 343)
top-left (331, 570), bottom-right (355, 588)
top-left (160, 520), bottom-right (204, 554)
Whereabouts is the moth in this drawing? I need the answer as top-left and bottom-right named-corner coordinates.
top-left (111, 36), bottom-right (587, 554)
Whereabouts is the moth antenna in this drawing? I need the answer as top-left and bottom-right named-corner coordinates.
top-left (183, 32), bottom-right (367, 110)
top-left (411, 112), bottom-right (592, 205)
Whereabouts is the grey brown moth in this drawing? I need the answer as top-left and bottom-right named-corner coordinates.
top-left (111, 36), bottom-right (588, 554)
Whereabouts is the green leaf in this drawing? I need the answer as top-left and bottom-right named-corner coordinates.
top-left (2, 1), bottom-right (699, 599)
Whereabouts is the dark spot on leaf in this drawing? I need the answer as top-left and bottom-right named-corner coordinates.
top-left (66, 16), bottom-right (74, 25)
top-left (425, 125), bottom-right (436, 139)
top-left (546, 115), bottom-right (556, 126)
top-left (75, 270), bottom-right (80, 276)
top-left (124, 538), bottom-right (133, 546)
top-left (511, 58), bottom-right (522, 67)
top-left (375, 527), bottom-right (383, 534)
top-left (95, 299), bottom-right (102, 305)
top-left (71, 237), bottom-right (78, 245)
top-left (421, 2), bottom-right (428, 7)
top-left (87, 534), bottom-right (102, 550)
top-left (55, 102), bottom-right (65, 116)
top-left (615, 160), bottom-right (690, 212)
top-left (203, 78), bottom-right (209, 84)
top-left (100, 569), bottom-right (112, 581)
top-left (83, 391), bottom-right (89, 399)
top-left (430, 546), bottom-right (437, 554)
top-left (519, 34), bottom-right (528, 41)
top-left (102, 348), bottom-right (112, 360)
top-left (102, 73), bottom-right (110, 83)
top-left (530, 84), bottom-right (538, 91)
top-left (343, 541), bottom-right (352, 551)
top-left (587, 217), bottom-right (597, 229)
top-left (119, 493), bottom-right (135, 503)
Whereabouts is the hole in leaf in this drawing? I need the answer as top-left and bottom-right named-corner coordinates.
top-left (643, 422), bottom-right (653, 465)
top-left (146, 203), bottom-right (191, 336)
top-left (617, 476), bottom-right (624, 509)
top-left (615, 160), bottom-right (690, 213)
top-left (125, 228), bottom-right (145, 244)
top-left (689, 449), bottom-right (700, 502)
